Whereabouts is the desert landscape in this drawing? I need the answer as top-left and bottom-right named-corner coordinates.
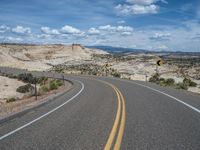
top-left (0, 43), bottom-right (200, 95)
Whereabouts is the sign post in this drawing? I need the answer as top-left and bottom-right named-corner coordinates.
top-left (34, 78), bottom-right (37, 100)
top-left (62, 75), bottom-right (65, 86)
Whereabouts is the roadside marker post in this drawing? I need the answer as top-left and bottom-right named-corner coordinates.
top-left (62, 75), bottom-right (65, 86)
top-left (34, 77), bottom-right (37, 100)
top-left (145, 74), bottom-right (148, 82)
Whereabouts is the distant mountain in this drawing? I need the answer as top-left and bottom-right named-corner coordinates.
top-left (86, 45), bottom-right (147, 54)
top-left (86, 45), bottom-right (200, 56)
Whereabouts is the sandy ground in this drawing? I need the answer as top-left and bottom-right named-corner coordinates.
top-left (0, 76), bottom-right (26, 101)
top-left (0, 81), bottom-right (72, 119)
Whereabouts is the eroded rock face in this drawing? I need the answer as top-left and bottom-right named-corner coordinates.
top-left (0, 44), bottom-right (108, 71)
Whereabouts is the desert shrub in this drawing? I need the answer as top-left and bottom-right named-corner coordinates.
top-left (149, 73), bottom-right (160, 83)
top-left (158, 78), bottom-right (165, 85)
top-left (92, 70), bottom-right (97, 75)
top-left (56, 79), bottom-right (64, 86)
top-left (7, 74), bottom-right (17, 79)
top-left (149, 74), bottom-right (176, 87)
top-left (16, 84), bottom-right (34, 93)
top-left (39, 85), bottom-right (49, 94)
top-left (183, 78), bottom-right (197, 87)
top-left (6, 97), bottom-right (16, 103)
top-left (189, 81), bottom-right (197, 87)
top-left (12, 75), bottom-right (18, 79)
top-left (17, 73), bottom-right (49, 85)
top-left (49, 80), bottom-right (58, 90)
top-left (17, 73), bottom-right (36, 84)
top-left (37, 77), bottom-right (48, 85)
top-left (112, 72), bottom-right (121, 78)
top-left (165, 78), bottom-right (175, 86)
top-left (55, 68), bottom-right (64, 73)
top-left (176, 82), bottom-right (188, 90)
top-left (159, 78), bottom-right (165, 82)
top-left (183, 78), bottom-right (190, 86)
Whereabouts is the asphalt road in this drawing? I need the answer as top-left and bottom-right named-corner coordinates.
top-left (0, 67), bottom-right (200, 150)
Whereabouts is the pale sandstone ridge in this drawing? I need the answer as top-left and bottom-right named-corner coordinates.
top-left (0, 44), bottom-right (108, 71)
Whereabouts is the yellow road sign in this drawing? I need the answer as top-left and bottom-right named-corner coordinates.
top-left (156, 59), bottom-right (163, 66)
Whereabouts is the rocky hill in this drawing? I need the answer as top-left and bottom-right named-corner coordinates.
top-left (0, 44), bottom-right (107, 71)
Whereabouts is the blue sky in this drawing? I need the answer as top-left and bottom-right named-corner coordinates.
top-left (0, 0), bottom-right (200, 51)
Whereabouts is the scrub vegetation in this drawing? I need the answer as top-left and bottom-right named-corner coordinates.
top-left (149, 73), bottom-right (197, 90)
top-left (0, 72), bottom-right (65, 103)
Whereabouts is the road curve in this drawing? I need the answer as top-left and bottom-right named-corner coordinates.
top-left (0, 67), bottom-right (200, 150)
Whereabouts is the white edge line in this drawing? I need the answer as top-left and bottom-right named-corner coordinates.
top-left (130, 81), bottom-right (200, 114)
top-left (105, 76), bottom-right (200, 114)
top-left (0, 80), bottom-right (84, 141)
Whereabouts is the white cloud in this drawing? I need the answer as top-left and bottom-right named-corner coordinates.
top-left (99, 25), bottom-right (116, 31)
top-left (60, 25), bottom-right (81, 34)
top-left (1, 20), bottom-right (200, 52)
top-left (88, 28), bottom-right (100, 35)
top-left (0, 25), bottom-right (10, 33)
top-left (121, 32), bottom-right (132, 36)
top-left (117, 26), bottom-right (133, 32)
top-left (116, 4), bottom-right (159, 15)
top-left (117, 20), bottom-right (126, 24)
top-left (4, 36), bottom-right (23, 42)
top-left (99, 25), bottom-right (133, 32)
top-left (41, 27), bottom-right (60, 35)
top-left (37, 34), bottom-right (52, 39)
top-left (127, 0), bottom-right (167, 5)
top-left (74, 31), bottom-right (86, 38)
top-left (83, 21), bottom-right (200, 51)
top-left (150, 32), bottom-right (171, 40)
top-left (116, 0), bottom-right (167, 15)
top-left (126, 0), bottom-right (156, 5)
top-left (12, 26), bottom-right (31, 34)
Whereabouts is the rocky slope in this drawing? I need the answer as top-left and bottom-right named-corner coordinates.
top-left (0, 44), bottom-right (107, 71)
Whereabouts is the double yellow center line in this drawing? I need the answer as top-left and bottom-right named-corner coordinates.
top-left (96, 79), bottom-right (126, 150)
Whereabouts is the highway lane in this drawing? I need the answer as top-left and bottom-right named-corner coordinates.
top-left (0, 67), bottom-right (200, 149)
top-left (0, 73), bottom-right (121, 149)
top-left (97, 76), bottom-right (200, 150)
